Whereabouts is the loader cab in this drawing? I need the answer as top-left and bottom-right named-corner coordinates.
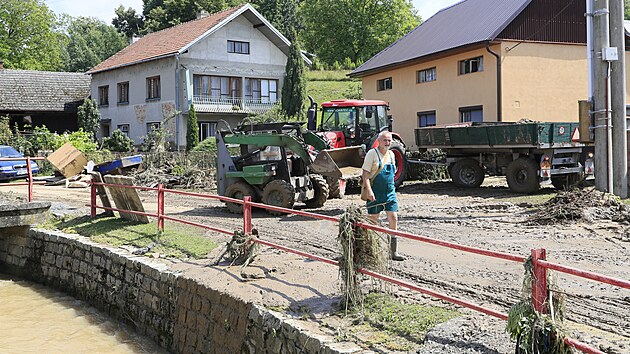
top-left (318, 100), bottom-right (389, 148)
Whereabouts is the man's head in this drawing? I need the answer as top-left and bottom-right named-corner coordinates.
top-left (377, 131), bottom-right (393, 151)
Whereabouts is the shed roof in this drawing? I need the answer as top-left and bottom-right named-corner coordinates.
top-left (350, 0), bottom-right (532, 77)
top-left (0, 69), bottom-right (91, 112)
top-left (87, 3), bottom-right (302, 74)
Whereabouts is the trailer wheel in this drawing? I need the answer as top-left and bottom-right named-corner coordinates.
top-left (506, 158), bottom-right (540, 194)
top-left (262, 180), bottom-right (295, 215)
top-left (390, 141), bottom-right (407, 188)
top-left (224, 181), bottom-right (256, 214)
top-left (451, 159), bottom-right (485, 188)
top-left (551, 173), bottom-right (583, 190)
top-left (326, 177), bottom-right (345, 199)
top-left (305, 175), bottom-right (329, 208)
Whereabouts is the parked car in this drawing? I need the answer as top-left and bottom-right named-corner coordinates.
top-left (0, 145), bottom-right (39, 180)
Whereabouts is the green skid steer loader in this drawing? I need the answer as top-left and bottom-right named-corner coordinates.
top-left (216, 122), bottom-right (364, 214)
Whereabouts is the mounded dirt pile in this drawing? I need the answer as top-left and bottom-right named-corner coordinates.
top-left (529, 188), bottom-right (630, 225)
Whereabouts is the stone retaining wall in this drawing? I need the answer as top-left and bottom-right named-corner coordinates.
top-left (0, 229), bottom-right (347, 354)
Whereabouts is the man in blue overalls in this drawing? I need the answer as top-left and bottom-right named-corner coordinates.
top-left (361, 131), bottom-right (405, 261)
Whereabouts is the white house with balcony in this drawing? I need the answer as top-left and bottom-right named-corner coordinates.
top-left (87, 3), bottom-right (305, 149)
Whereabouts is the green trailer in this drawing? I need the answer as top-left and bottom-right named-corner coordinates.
top-left (414, 122), bottom-right (594, 193)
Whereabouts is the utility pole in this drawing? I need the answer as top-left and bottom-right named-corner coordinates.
top-left (609, 0), bottom-right (628, 198)
top-left (592, 0), bottom-right (612, 193)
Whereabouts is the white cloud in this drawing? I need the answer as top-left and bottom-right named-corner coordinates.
top-left (44, 0), bottom-right (144, 23)
top-left (412, 0), bottom-right (461, 21)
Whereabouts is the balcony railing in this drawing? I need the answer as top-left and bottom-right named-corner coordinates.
top-left (192, 96), bottom-right (278, 114)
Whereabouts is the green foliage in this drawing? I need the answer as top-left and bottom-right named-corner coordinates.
top-left (186, 104), bottom-right (200, 151)
top-left (251, 0), bottom-right (301, 37)
top-left (50, 215), bottom-right (217, 259)
top-left (77, 99), bottom-right (100, 140)
top-left (306, 69), bottom-right (354, 82)
top-left (343, 82), bottom-right (362, 100)
top-left (626, 0), bottom-right (630, 20)
top-left (300, 0), bottom-right (420, 67)
top-left (0, 0), bottom-right (64, 70)
top-left (103, 129), bottom-right (134, 152)
top-left (60, 16), bottom-right (128, 72)
top-left (191, 136), bottom-right (217, 153)
top-left (281, 31), bottom-right (306, 118)
top-left (112, 5), bottom-right (144, 39)
top-left (53, 129), bottom-right (99, 153)
top-left (0, 116), bottom-right (12, 145)
top-left (142, 0), bottom-right (246, 33)
top-left (249, 105), bottom-right (291, 123)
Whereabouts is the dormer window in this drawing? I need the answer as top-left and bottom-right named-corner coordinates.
top-left (228, 40), bottom-right (249, 54)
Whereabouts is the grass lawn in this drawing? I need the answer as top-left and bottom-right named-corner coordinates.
top-left (48, 215), bottom-right (217, 259)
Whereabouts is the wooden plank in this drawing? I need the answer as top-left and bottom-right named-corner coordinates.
top-left (90, 172), bottom-right (114, 217)
top-left (103, 175), bottom-right (150, 223)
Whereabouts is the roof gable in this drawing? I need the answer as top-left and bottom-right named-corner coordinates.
top-left (350, 0), bottom-right (532, 77)
top-left (0, 70), bottom-right (90, 112)
top-left (87, 3), bottom-right (296, 74)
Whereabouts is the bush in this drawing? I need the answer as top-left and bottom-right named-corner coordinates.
top-left (191, 137), bottom-right (217, 153)
top-left (103, 129), bottom-right (134, 152)
top-left (77, 99), bottom-right (100, 140)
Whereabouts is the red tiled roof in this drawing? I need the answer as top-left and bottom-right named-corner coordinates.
top-left (87, 4), bottom-right (246, 74)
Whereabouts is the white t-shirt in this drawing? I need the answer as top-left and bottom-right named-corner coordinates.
top-left (361, 148), bottom-right (394, 180)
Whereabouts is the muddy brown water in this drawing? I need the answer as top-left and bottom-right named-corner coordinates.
top-left (0, 274), bottom-right (166, 353)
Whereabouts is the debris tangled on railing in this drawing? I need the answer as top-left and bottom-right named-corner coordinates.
top-left (223, 229), bottom-right (259, 267)
top-left (338, 205), bottom-right (386, 310)
top-left (529, 188), bottom-right (630, 225)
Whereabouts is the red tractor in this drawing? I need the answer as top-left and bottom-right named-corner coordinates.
top-left (307, 98), bottom-right (408, 196)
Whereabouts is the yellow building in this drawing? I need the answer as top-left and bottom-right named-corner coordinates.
top-left (350, 0), bottom-right (630, 149)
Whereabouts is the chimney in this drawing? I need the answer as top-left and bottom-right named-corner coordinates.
top-left (197, 10), bottom-right (209, 19)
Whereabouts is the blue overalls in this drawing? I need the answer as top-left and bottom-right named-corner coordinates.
top-left (366, 150), bottom-right (398, 215)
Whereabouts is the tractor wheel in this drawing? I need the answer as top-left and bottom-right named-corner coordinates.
top-left (451, 159), bottom-right (485, 188)
top-left (305, 175), bottom-right (329, 208)
top-left (326, 177), bottom-right (345, 199)
top-left (262, 180), bottom-right (295, 215)
top-left (390, 141), bottom-right (407, 189)
top-left (224, 181), bottom-right (256, 214)
top-left (506, 158), bottom-right (540, 194)
top-left (551, 173), bottom-right (583, 191)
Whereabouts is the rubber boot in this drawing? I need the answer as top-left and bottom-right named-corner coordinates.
top-left (390, 236), bottom-right (405, 261)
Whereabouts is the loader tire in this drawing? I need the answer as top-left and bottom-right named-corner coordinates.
top-left (390, 141), bottom-right (407, 189)
top-left (305, 174), bottom-right (329, 208)
top-left (326, 177), bottom-right (345, 199)
top-left (224, 181), bottom-right (256, 214)
top-left (262, 180), bottom-right (295, 215)
top-left (506, 158), bottom-right (539, 194)
top-left (451, 159), bottom-right (484, 188)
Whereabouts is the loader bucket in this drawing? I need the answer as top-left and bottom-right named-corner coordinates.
top-left (311, 146), bottom-right (366, 179)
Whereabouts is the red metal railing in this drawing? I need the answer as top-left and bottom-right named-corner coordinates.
top-left (0, 156), bottom-right (46, 201)
top-left (88, 182), bottom-right (626, 354)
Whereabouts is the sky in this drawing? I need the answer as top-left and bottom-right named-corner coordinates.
top-left (44, 0), bottom-right (462, 24)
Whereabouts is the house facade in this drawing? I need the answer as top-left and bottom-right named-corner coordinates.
top-left (350, 0), bottom-right (630, 149)
top-left (88, 4), bottom-right (298, 149)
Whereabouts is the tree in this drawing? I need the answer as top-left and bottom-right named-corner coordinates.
top-left (77, 99), bottom-right (101, 140)
top-left (625, 0), bottom-right (630, 20)
top-left (61, 16), bottom-right (128, 72)
top-left (281, 30), bottom-right (306, 118)
top-left (300, 0), bottom-right (420, 67)
top-left (0, 0), bottom-right (64, 70)
top-left (186, 104), bottom-right (200, 150)
top-left (142, 0), bottom-right (246, 33)
top-left (112, 6), bottom-right (144, 40)
top-left (103, 130), bottom-right (134, 152)
top-left (251, 0), bottom-right (301, 38)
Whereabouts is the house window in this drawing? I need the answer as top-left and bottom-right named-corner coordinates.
top-left (117, 82), bottom-right (129, 104)
top-left (459, 56), bottom-right (483, 75)
top-left (227, 40), bottom-right (249, 54)
top-left (199, 122), bottom-right (217, 141)
top-left (377, 77), bottom-right (392, 91)
top-left (460, 106), bottom-right (483, 123)
top-left (147, 122), bottom-right (161, 133)
top-left (417, 111), bottom-right (436, 127)
top-left (193, 75), bottom-right (241, 100)
top-left (98, 86), bottom-right (109, 106)
top-left (417, 67), bottom-right (436, 83)
top-left (146, 76), bottom-right (160, 100)
top-left (245, 78), bottom-right (278, 103)
top-left (117, 124), bottom-right (130, 137)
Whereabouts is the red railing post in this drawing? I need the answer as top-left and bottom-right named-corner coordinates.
top-left (26, 156), bottom-right (33, 202)
top-left (157, 183), bottom-right (165, 232)
top-left (243, 196), bottom-right (252, 235)
top-left (531, 248), bottom-right (548, 313)
top-left (90, 181), bottom-right (97, 217)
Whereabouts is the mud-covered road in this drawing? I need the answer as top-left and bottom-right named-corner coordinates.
top-left (24, 177), bottom-right (630, 353)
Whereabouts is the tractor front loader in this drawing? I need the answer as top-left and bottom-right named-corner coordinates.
top-left (216, 122), bottom-right (355, 214)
